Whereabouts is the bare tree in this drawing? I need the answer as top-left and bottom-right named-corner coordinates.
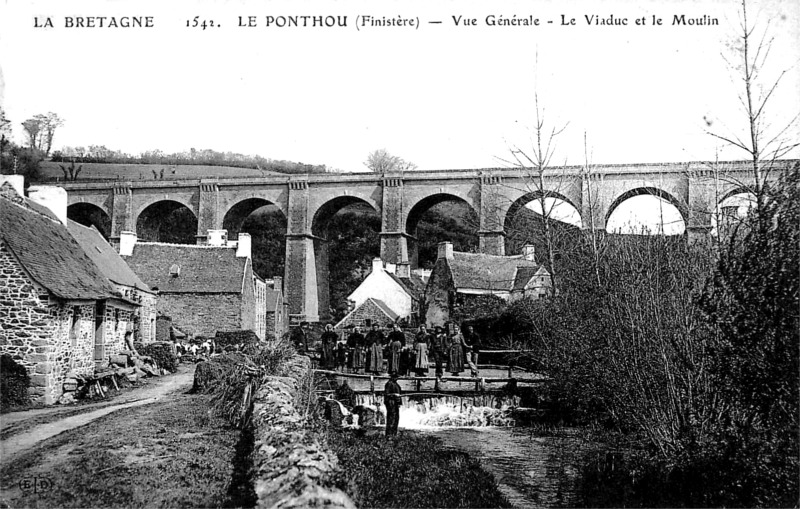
top-left (364, 148), bottom-right (417, 173)
top-left (500, 85), bottom-right (570, 297)
top-left (707, 0), bottom-right (799, 220)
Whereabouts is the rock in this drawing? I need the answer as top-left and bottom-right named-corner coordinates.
top-left (351, 405), bottom-right (377, 427)
top-left (57, 392), bottom-right (76, 405)
top-left (109, 354), bottom-right (128, 367)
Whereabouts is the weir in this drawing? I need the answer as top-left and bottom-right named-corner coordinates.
top-left (317, 363), bottom-right (544, 428)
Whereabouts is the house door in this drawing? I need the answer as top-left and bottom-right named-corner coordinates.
top-left (94, 302), bottom-right (105, 362)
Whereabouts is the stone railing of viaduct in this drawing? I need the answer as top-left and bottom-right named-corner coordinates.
top-left (60, 160), bottom-right (794, 322)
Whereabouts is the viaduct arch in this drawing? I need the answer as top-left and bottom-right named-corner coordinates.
top-left (61, 160), bottom-right (794, 322)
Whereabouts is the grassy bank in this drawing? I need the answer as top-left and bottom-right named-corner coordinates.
top-left (322, 428), bottom-right (511, 508)
top-left (0, 391), bottom-right (251, 508)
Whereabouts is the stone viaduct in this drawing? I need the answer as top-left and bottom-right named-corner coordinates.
top-left (59, 160), bottom-right (790, 323)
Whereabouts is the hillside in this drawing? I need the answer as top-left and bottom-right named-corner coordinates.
top-left (38, 161), bottom-right (285, 182)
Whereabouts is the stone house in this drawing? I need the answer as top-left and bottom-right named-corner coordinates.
top-left (67, 221), bottom-right (157, 345)
top-left (121, 230), bottom-right (267, 339)
top-left (345, 258), bottom-right (427, 326)
top-left (424, 241), bottom-right (552, 325)
top-left (0, 178), bottom-right (143, 404)
top-left (335, 297), bottom-right (399, 330)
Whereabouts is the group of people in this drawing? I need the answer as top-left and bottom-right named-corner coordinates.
top-left (297, 321), bottom-right (482, 379)
top-left (175, 339), bottom-right (214, 358)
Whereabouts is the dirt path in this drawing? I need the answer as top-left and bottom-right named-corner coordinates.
top-left (0, 367), bottom-right (194, 466)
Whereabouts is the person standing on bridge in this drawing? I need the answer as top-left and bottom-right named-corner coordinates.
top-left (387, 323), bottom-right (405, 375)
top-left (387, 324), bottom-right (404, 375)
top-left (320, 324), bottom-right (338, 370)
top-left (384, 372), bottom-right (402, 437)
top-left (430, 326), bottom-right (447, 379)
top-left (347, 325), bottom-right (366, 374)
top-left (463, 324), bottom-right (481, 377)
top-left (365, 323), bottom-right (385, 374)
top-left (446, 324), bottom-right (465, 376)
top-left (413, 325), bottom-right (430, 377)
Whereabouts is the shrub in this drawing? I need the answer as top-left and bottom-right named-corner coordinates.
top-left (137, 342), bottom-right (179, 373)
top-left (214, 330), bottom-right (260, 351)
top-left (1, 355), bottom-right (30, 411)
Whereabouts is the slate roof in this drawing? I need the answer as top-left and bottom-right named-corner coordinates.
top-left (370, 298), bottom-right (399, 321)
top-left (335, 297), bottom-right (399, 329)
top-left (67, 221), bottom-right (153, 293)
top-left (446, 252), bottom-right (541, 292)
top-left (123, 243), bottom-right (248, 294)
top-left (386, 272), bottom-right (426, 300)
top-left (512, 267), bottom-right (540, 291)
top-left (0, 188), bottom-right (117, 300)
top-left (0, 182), bottom-right (61, 223)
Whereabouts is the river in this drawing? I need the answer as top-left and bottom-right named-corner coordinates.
top-left (412, 426), bottom-right (597, 508)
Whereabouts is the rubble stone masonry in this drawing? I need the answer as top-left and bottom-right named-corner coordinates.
top-left (158, 293), bottom-right (243, 338)
top-left (250, 355), bottom-right (355, 509)
top-left (0, 241), bottom-right (95, 404)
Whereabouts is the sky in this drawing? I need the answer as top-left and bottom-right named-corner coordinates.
top-left (1, 0), bottom-right (798, 233)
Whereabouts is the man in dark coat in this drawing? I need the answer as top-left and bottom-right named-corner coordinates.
top-left (292, 322), bottom-right (310, 354)
top-left (463, 324), bottom-right (481, 377)
top-left (384, 372), bottom-right (402, 436)
top-left (430, 326), bottom-right (447, 378)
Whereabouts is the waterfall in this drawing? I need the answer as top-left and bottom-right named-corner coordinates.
top-left (352, 393), bottom-right (521, 428)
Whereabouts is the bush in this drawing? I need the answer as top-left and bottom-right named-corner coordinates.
top-left (137, 342), bottom-right (179, 373)
top-left (214, 330), bottom-right (261, 351)
top-left (326, 430), bottom-right (511, 508)
top-left (204, 335), bottom-right (297, 427)
top-left (1, 355), bottom-right (30, 411)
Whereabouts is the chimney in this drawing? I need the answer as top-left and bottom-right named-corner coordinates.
top-left (272, 276), bottom-right (283, 292)
top-left (207, 229), bottom-right (227, 246)
top-left (371, 258), bottom-right (383, 273)
top-left (119, 231), bottom-right (138, 256)
top-left (396, 262), bottom-right (410, 278)
top-left (385, 262), bottom-right (396, 274)
top-left (522, 244), bottom-right (536, 262)
top-left (27, 185), bottom-right (68, 225)
top-left (437, 241), bottom-right (453, 260)
top-left (0, 175), bottom-right (24, 197)
top-left (236, 232), bottom-right (252, 258)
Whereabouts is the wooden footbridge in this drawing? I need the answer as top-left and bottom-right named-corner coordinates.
top-left (313, 356), bottom-right (548, 401)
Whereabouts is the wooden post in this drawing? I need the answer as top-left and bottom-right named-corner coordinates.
top-left (370, 375), bottom-right (375, 402)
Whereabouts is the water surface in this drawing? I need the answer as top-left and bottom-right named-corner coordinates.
top-left (413, 427), bottom-right (596, 508)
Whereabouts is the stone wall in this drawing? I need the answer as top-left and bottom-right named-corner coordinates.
top-left (102, 303), bottom-right (133, 361)
top-left (157, 293), bottom-right (242, 338)
top-left (1, 242), bottom-right (96, 404)
top-left (155, 315), bottom-right (172, 342)
top-left (239, 261), bottom-right (257, 337)
top-left (250, 355), bottom-right (355, 509)
top-left (136, 291), bottom-right (158, 343)
top-left (254, 278), bottom-right (267, 340)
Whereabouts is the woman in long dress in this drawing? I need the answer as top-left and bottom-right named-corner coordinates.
top-left (388, 337), bottom-right (402, 375)
top-left (365, 323), bottom-right (385, 374)
top-left (320, 324), bottom-right (338, 370)
top-left (446, 326), bottom-right (465, 375)
top-left (347, 326), bottom-right (366, 374)
top-left (413, 333), bottom-right (429, 377)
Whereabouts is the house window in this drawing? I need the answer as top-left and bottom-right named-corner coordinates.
top-left (69, 306), bottom-right (81, 347)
